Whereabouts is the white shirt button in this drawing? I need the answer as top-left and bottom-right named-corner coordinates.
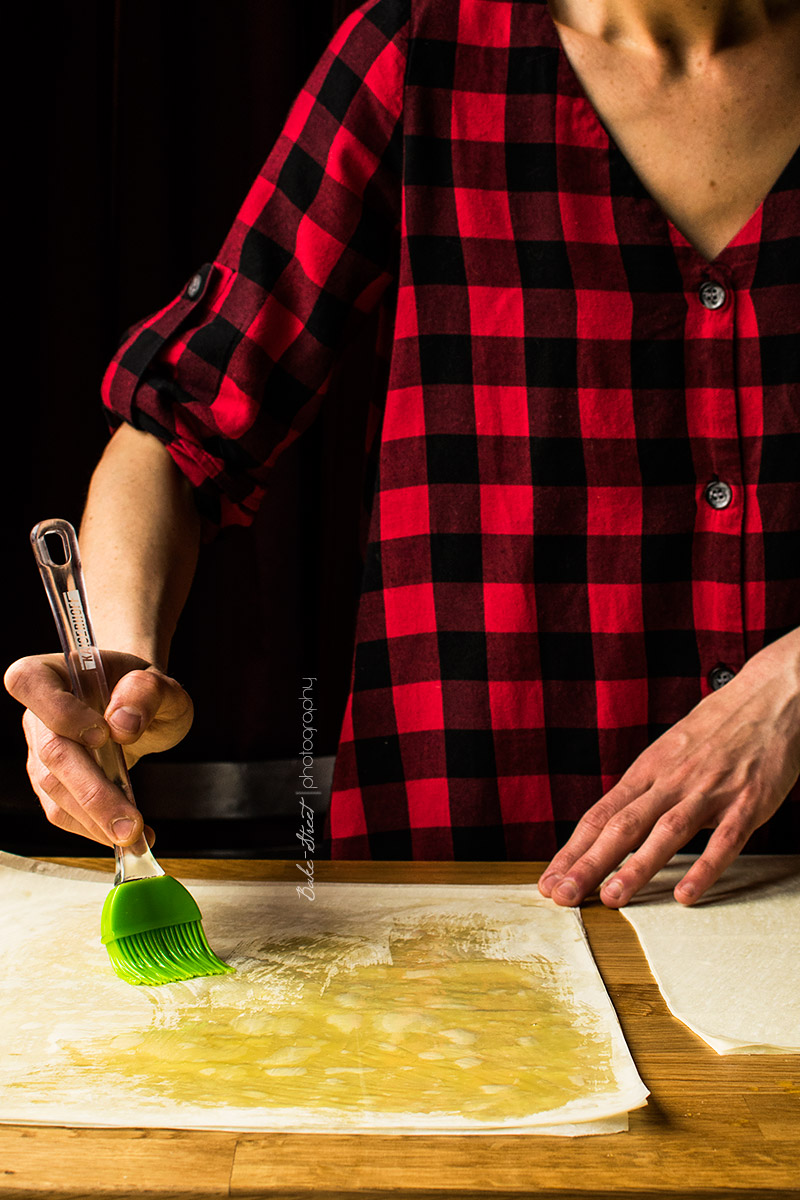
top-left (704, 480), bottom-right (733, 509)
top-left (699, 280), bottom-right (727, 310)
top-left (708, 665), bottom-right (735, 690)
top-left (186, 272), bottom-right (204, 299)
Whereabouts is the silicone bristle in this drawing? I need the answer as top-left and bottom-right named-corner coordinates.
top-left (105, 920), bottom-right (235, 986)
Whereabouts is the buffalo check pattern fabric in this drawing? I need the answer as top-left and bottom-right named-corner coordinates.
top-left (102, 0), bottom-right (800, 860)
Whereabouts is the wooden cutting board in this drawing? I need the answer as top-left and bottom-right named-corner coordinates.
top-left (2, 858), bottom-right (798, 1200)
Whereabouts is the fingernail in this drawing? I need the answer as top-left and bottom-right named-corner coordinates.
top-left (554, 879), bottom-right (578, 903)
top-left (539, 873), bottom-right (561, 893)
top-left (677, 882), bottom-right (695, 900)
top-left (111, 817), bottom-right (135, 842)
top-left (603, 879), bottom-right (623, 900)
top-left (109, 706), bottom-right (141, 735)
top-left (80, 725), bottom-right (107, 748)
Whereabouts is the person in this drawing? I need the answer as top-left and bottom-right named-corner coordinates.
top-left (6, 0), bottom-right (800, 908)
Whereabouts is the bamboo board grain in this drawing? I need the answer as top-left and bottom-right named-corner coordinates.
top-left (1, 859), bottom-right (798, 1200)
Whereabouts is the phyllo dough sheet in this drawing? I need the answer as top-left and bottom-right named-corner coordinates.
top-left (620, 855), bottom-right (800, 1054)
top-left (0, 852), bottom-right (647, 1134)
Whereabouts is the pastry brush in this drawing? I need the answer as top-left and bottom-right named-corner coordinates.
top-left (31, 517), bottom-right (234, 986)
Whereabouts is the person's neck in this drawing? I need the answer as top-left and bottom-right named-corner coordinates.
top-left (548, 0), bottom-right (798, 71)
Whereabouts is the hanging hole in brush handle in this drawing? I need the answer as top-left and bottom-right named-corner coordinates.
top-left (30, 519), bottom-right (162, 880)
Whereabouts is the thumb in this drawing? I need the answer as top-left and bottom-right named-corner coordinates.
top-left (104, 667), bottom-right (174, 744)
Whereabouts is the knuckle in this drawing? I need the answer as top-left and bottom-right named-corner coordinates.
top-left (4, 655), bottom-right (42, 692)
top-left (669, 727), bottom-right (692, 755)
top-left (618, 855), bottom-right (650, 885)
top-left (606, 807), bottom-right (645, 841)
top-left (27, 746), bottom-right (62, 800)
top-left (37, 768), bottom-right (60, 796)
top-left (3, 658), bottom-right (28, 696)
top-left (40, 797), bottom-right (68, 830)
top-left (37, 731), bottom-right (71, 773)
top-left (576, 850), bottom-right (608, 879)
top-left (581, 810), bottom-right (608, 838)
top-left (78, 778), bottom-right (114, 815)
top-left (26, 746), bottom-right (42, 782)
top-left (732, 786), bottom-right (760, 816)
top-left (580, 802), bottom-right (618, 838)
top-left (21, 708), bottom-right (38, 743)
top-left (713, 822), bottom-right (749, 853)
top-left (112, 669), bottom-right (184, 727)
top-left (125, 669), bottom-right (169, 707)
top-left (161, 674), bottom-right (194, 722)
top-left (129, 668), bottom-right (162, 694)
top-left (657, 807), bottom-right (695, 842)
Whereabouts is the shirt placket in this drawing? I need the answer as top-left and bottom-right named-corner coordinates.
top-left (676, 246), bottom-right (747, 696)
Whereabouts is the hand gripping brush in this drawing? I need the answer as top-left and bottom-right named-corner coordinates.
top-left (31, 518), bottom-right (234, 986)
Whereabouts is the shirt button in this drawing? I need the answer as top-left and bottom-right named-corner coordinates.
top-left (186, 272), bottom-right (204, 299)
top-left (704, 480), bottom-right (733, 509)
top-left (699, 280), bottom-right (727, 310)
top-left (708, 665), bottom-right (735, 690)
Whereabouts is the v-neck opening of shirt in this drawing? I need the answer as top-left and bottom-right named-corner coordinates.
top-left (541, 0), bottom-right (800, 268)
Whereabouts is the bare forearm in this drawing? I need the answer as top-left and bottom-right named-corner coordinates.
top-left (739, 625), bottom-right (800, 691)
top-left (79, 424), bottom-right (202, 669)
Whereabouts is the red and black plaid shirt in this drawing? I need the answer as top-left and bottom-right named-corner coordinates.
top-left (102, 0), bottom-right (800, 860)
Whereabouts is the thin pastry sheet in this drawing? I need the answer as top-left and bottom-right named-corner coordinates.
top-left (620, 855), bottom-right (800, 1054)
top-left (0, 852), bottom-right (647, 1133)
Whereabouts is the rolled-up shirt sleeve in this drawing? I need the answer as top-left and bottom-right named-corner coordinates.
top-left (101, 0), bottom-right (408, 532)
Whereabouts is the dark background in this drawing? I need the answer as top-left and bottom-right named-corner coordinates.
top-left (5, 2), bottom-right (797, 861)
top-left (4, 0), bottom-right (371, 854)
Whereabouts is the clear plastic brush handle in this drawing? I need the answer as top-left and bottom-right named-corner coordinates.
top-left (30, 519), bottom-right (164, 885)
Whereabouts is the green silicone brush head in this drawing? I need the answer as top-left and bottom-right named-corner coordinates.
top-left (101, 875), bottom-right (234, 986)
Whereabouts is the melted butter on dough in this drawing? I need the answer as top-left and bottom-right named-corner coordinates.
top-left (61, 921), bottom-right (615, 1122)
